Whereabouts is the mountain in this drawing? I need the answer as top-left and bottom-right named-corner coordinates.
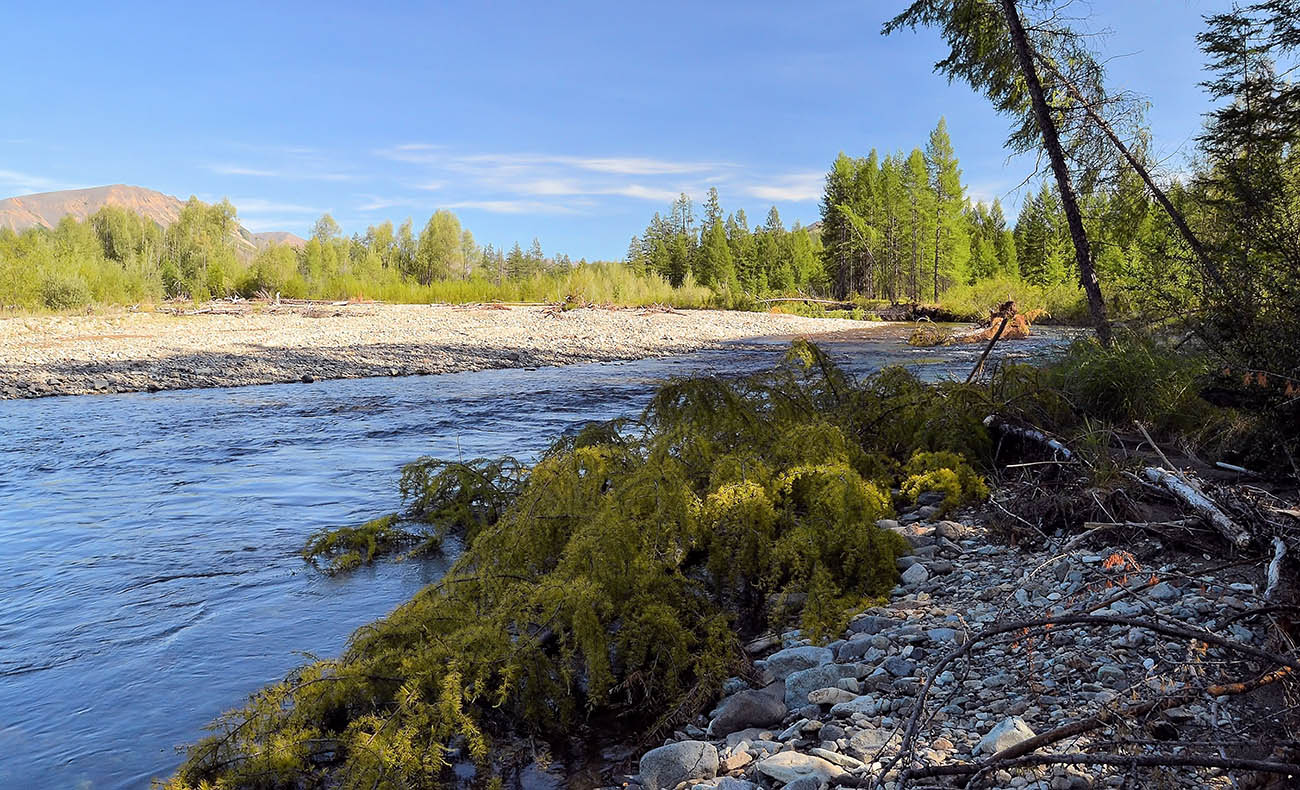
top-left (0, 185), bottom-right (306, 252)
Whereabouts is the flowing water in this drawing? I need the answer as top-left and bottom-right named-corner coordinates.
top-left (0, 325), bottom-right (1077, 789)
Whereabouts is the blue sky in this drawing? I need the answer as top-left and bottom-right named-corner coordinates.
top-left (2, 0), bottom-right (1234, 259)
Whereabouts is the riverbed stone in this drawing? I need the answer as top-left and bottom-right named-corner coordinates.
top-left (975, 716), bottom-right (1037, 756)
top-left (755, 751), bottom-right (846, 784)
top-left (638, 740), bottom-right (718, 790)
top-left (785, 664), bottom-right (852, 710)
top-left (760, 645), bottom-right (833, 680)
top-left (708, 683), bottom-right (787, 736)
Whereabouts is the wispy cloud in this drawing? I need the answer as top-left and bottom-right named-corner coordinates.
top-left (744, 172), bottom-right (825, 203)
top-left (230, 197), bottom-right (323, 215)
top-left (0, 169), bottom-right (78, 195)
top-left (205, 163), bottom-right (355, 182)
top-left (443, 200), bottom-right (579, 215)
top-left (356, 194), bottom-right (408, 211)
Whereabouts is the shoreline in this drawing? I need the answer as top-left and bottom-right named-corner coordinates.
top-left (0, 303), bottom-right (872, 399)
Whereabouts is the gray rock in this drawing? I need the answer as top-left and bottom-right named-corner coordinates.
top-left (638, 740), bottom-right (718, 790)
top-left (882, 656), bottom-right (916, 677)
top-left (1148, 581), bottom-right (1181, 601)
top-left (829, 694), bottom-right (879, 718)
top-left (759, 645), bottom-right (833, 680)
top-left (755, 752), bottom-right (846, 784)
top-left (780, 779), bottom-right (825, 790)
top-left (1098, 665), bottom-right (1128, 689)
top-left (901, 563), bottom-right (930, 586)
top-left (785, 663), bottom-right (852, 710)
top-left (847, 614), bottom-right (890, 635)
top-left (707, 684), bottom-right (786, 736)
top-left (808, 686), bottom-right (858, 706)
top-left (847, 727), bottom-right (896, 758)
top-left (974, 716), bottom-right (1036, 756)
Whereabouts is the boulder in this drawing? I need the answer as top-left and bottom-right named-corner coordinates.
top-left (707, 683), bottom-right (787, 736)
top-left (974, 716), bottom-right (1037, 756)
top-left (754, 752), bottom-right (846, 784)
top-left (785, 663), bottom-right (852, 710)
top-left (759, 645), bottom-right (833, 680)
top-left (639, 741), bottom-right (719, 790)
top-left (901, 563), bottom-right (930, 586)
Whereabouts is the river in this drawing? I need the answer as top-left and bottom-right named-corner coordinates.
top-left (0, 325), bottom-right (1077, 789)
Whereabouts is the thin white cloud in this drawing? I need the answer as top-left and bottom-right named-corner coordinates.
top-left (356, 194), bottom-right (407, 211)
top-left (442, 200), bottom-right (579, 215)
top-left (413, 181), bottom-right (445, 191)
top-left (230, 197), bottom-right (323, 215)
top-left (603, 184), bottom-right (682, 202)
top-left (744, 172), bottom-right (825, 203)
top-left (0, 169), bottom-right (78, 195)
top-left (205, 163), bottom-right (355, 182)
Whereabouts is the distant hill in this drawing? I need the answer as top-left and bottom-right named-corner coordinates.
top-left (0, 185), bottom-right (306, 253)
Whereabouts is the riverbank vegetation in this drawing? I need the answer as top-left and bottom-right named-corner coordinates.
top-left (0, 200), bottom-right (721, 312)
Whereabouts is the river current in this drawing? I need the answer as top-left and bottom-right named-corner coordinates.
top-left (0, 325), bottom-right (1076, 789)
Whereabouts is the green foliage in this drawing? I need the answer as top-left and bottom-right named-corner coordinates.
top-left (900, 450), bottom-right (990, 512)
top-left (1047, 334), bottom-right (1211, 431)
top-left (302, 515), bottom-right (415, 575)
top-left (171, 344), bottom-right (1003, 789)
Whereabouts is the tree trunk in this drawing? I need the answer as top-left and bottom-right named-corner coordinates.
top-left (999, 0), bottom-right (1113, 345)
top-left (1034, 53), bottom-right (1228, 292)
top-left (933, 206), bottom-right (942, 303)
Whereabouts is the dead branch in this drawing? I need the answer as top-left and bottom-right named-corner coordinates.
top-left (1142, 467), bottom-right (1251, 548)
top-left (984, 415), bottom-right (1075, 461)
top-left (1266, 536), bottom-right (1288, 602)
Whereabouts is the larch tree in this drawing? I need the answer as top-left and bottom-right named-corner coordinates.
top-left (886, 1), bottom-right (1114, 342)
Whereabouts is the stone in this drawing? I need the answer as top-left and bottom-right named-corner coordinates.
top-left (808, 686), bottom-right (858, 706)
top-left (638, 741), bottom-right (718, 790)
top-left (720, 750), bottom-right (753, 772)
top-left (759, 645), bottom-right (833, 680)
top-left (847, 614), bottom-right (890, 635)
top-left (780, 779), bottom-right (825, 790)
top-left (1148, 581), bottom-right (1181, 601)
top-left (1098, 665), bottom-right (1128, 689)
top-left (809, 747), bottom-right (864, 770)
top-left (785, 663), bottom-right (852, 710)
top-left (754, 752), bottom-right (846, 784)
top-left (708, 684), bottom-right (787, 736)
top-left (935, 520), bottom-right (970, 540)
top-left (901, 563), bottom-right (930, 586)
top-left (974, 716), bottom-right (1037, 756)
top-left (926, 627), bottom-right (963, 645)
top-left (882, 656), bottom-right (916, 677)
top-left (847, 727), bottom-right (896, 758)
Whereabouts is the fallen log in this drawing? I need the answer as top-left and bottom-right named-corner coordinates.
top-left (1141, 466), bottom-right (1251, 548)
top-left (984, 415), bottom-right (1074, 461)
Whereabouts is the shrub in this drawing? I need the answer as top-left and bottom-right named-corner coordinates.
top-left (38, 271), bottom-right (92, 309)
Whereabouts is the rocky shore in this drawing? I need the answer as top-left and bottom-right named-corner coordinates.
top-left (0, 303), bottom-right (867, 399)
top-left (618, 502), bottom-right (1288, 790)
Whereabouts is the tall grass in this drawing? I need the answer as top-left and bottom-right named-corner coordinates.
top-left (938, 275), bottom-right (1090, 322)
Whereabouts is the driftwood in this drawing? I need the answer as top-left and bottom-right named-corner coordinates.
top-left (984, 415), bottom-right (1074, 461)
top-left (1265, 536), bottom-right (1288, 602)
top-left (1141, 466), bottom-right (1251, 548)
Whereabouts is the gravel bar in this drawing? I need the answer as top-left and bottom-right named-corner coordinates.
top-left (0, 303), bottom-right (871, 399)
